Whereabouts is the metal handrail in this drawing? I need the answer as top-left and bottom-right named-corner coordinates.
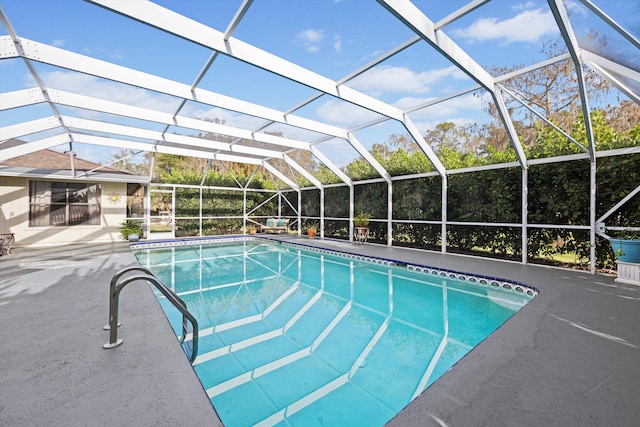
top-left (103, 267), bottom-right (199, 363)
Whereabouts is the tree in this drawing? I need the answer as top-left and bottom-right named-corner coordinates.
top-left (487, 36), bottom-right (611, 150)
top-left (107, 148), bottom-right (150, 175)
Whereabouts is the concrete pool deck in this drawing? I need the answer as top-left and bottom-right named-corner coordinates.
top-left (1, 236), bottom-right (639, 426)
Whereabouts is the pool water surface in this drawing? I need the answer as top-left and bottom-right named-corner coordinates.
top-left (133, 239), bottom-right (535, 427)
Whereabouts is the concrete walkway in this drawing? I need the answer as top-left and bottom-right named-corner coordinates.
top-left (0, 242), bottom-right (221, 427)
top-left (1, 237), bottom-right (639, 426)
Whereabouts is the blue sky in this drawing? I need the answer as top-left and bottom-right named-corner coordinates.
top-left (1, 0), bottom-right (637, 167)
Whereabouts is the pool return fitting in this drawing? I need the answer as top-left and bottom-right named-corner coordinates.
top-left (103, 266), bottom-right (199, 363)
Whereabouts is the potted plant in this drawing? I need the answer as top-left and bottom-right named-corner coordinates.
top-left (119, 220), bottom-right (144, 242)
top-left (353, 212), bottom-right (371, 243)
top-left (609, 228), bottom-right (640, 263)
top-left (247, 224), bottom-right (257, 235)
top-left (354, 212), bottom-right (371, 228)
top-left (306, 221), bottom-right (319, 238)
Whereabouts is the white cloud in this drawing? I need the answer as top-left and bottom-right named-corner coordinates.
top-left (563, 0), bottom-right (588, 17)
top-left (315, 137), bottom-right (357, 167)
top-left (315, 99), bottom-right (381, 127)
top-left (299, 29), bottom-right (324, 43)
top-left (52, 39), bottom-right (66, 47)
top-left (402, 93), bottom-right (488, 121)
top-left (333, 35), bottom-right (342, 53)
top-left (452, 9), bottom-right (558, 44)
top-left (392, 96), bottom-right (436, 111)
top-left (348, 65), bottom-right (467, 97)
top-left (297, 28), bottom-right (325, 53)
top-left (512, 1), bottom-right (537, 10)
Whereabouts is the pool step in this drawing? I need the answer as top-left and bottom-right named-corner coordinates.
top-left (199, 306), bottom-right (399, 426)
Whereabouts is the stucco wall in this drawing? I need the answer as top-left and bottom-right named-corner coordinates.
top-left (0, 176), bottom-right (128, 247)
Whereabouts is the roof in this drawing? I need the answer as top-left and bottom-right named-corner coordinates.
top-left (0, 139), bottom-right (148, 183)
top-left (1, 139), bottom-right (123, 172)
top-left (0, 0), bottom-right (638, 189)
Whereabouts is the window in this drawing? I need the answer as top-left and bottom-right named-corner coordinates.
top-left (29, 181), bottom-right (101, 226)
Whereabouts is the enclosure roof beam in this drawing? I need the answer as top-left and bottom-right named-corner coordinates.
top-left (434, 0), bottom-right (491, 30)
top-left (402, 116), bottom-right (446, 177)
top-left (1, 86), bottom-right (314, 153)
top-left (282, 155), bottom-right (323, 190)
top-left (581, 50), bottom-right (640, 103)
top-left (347, 133), bottom-right (391, 182)
top-left (262, 161), bottom-right (298, 190)
top-left (497, 84), bottom-right (589, 153)
top-left (310, 145), bottom-right (351, 186)
top-left (0, 33), bottom-right (347, 177)
top-left (1, 116), bottom-right (63, 141)
top-left (88, 0), bottom-right (406, 123)
top-left (52, 88), bottom-right (311, 150)
top-left (0, 87), bottom-right (47, 110)
top-left (66, 133), bottom-right (266, 166)
top-left (0, 35), bottom-right (348, 141)
top-left (59, 116), bottom-right (289, 160)
top-left (577, 0), bottom-right (640, 50)
top-left (547, 0), bottom-right (595, 162)
top-left (224, 0), bottom-right (253, 40)
top-left (585, 62), bottom-right (640, 104)
top-left (377, 0), bottom-right (494, 90)
top-left (0, 7), bottom-right (75, 156)
top-left (0, 134), bottom-right (70, 161)
top-left (377, 0), bottom-right (527, 169)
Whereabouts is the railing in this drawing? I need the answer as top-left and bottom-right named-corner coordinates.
top-left (103, 266), bottom-right (199, 363)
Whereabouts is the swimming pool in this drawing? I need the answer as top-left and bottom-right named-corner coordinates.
top-left (133, 237), bottom-right (537, 427)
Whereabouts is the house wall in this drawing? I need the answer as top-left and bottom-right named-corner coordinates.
top-left (0, 176), bottom-right (128, 247)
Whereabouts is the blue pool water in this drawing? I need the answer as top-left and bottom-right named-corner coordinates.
top-left (133, 238), bottom-right (536, 427)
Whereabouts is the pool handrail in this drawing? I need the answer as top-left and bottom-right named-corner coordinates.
top-left (103, 266), bottom-right (199, 363)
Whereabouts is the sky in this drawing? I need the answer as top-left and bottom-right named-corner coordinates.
top-left (0, 0), bottom-right (637, 167)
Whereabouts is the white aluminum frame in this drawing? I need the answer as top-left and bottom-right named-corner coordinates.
top-left (1, 0), bottom-right (638, 273)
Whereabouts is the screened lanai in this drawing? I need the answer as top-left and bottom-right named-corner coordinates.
top-left (1, 0), bottom-right (639, 273)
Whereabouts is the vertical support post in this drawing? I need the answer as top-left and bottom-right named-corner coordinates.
top-left (441, 174), bottom-right (447, 253)
top-left (522, 167), bottom-right (528, 265)
top-left (388, 181), bottom-right (393, 246)
top-left (349, 184), bottom-right (355, 243)
top-left (143, 184), bottom-right (150, 238)
top-left (199, 187), bottom-right (203, 237)
top-left (320, 188), bottom-right (325, 239)
top-left (243, 189), bottom-right (247, 233)
top-left (298, 190), bottom-right (302, 236)
top-left (590, 159), bottom-right (597, 274)
top-left (278, 190), bottom-right (282, 217)
top-left (171, 186), bottom-right (176, 236)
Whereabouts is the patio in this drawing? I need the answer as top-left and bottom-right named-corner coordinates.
top-left (1, 237), bottom-right (639, 426)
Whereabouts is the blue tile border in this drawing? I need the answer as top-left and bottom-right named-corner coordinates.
top-left (404, 264), bottom-right (538, 297)
top-left (130, 236), bottom-right (539, 297)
